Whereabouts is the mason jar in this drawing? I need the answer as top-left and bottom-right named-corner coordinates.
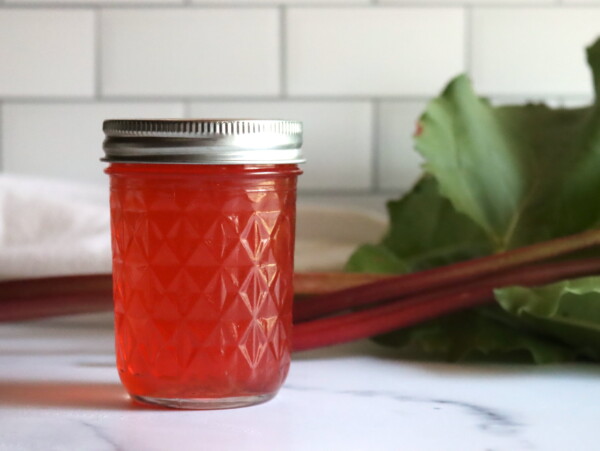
top-left (102, 119), bottom-right (304, 409)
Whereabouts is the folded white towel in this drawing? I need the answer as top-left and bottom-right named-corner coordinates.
top-left (0, 175), bottom-right (387, 280)
top-left (0, 175), bottom-right (111, 281)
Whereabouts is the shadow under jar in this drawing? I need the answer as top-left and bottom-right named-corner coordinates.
top-left (102, 119), bottom-right (304, 409)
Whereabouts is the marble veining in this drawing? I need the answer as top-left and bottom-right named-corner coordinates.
top-left (1, 314), bottom-right (599, 451)
top-left (285, 385), bottom-right (522, 438)
top-left (78, 420), bottom-right (124, 451)
top-left (429, 398), bottom-right (519, 435)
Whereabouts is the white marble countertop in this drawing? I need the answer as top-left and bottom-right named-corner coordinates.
top-left (1, 313), bottom-right (598, 451)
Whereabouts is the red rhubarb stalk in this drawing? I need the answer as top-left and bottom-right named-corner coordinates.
top-left (293, 272), bottom-right (389, 295)
top-left (0, 274), bottom-right (112, 322)
top-left (292, 258), bottom-right (600, 351)
top-left (294, 228), bottom-right (600, 322)
top-left (0, 272), bottom-right (386, 323)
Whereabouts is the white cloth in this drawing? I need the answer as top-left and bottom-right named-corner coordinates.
top-left (0, 175), bottom-right (111, 280)
top-left (0, 175), bottom-right (387, 280)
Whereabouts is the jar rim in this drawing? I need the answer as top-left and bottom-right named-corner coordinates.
top-left (102, 119), bottom-right (305, 165)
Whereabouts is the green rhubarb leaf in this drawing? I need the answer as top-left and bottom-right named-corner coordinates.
top-left (345, 244), bottom-right (409, 274)
top-left (345, 37), bottom-right (600, 364)
top-left (381, 177), bottom-right (491, 271)
top-left (346, 177), bottom-right (491, 273)
top-left (495, 276), bottom-right (600, 360)
top-left (374, 308), bottom-right (575, 364)
top-left (552, 44), bottom-right (600, 236)
top-left (415, 39), bottom-right (600, 251)
top-left (387, 275), bottom-right (600, 363)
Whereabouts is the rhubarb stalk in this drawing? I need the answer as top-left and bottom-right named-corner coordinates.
top-left (294, 228), bottom-right (600, 322)
top-left (293, 272), bottom-right (389, 295)
top-left (0, 275), bottom-right (112, 322)
top-left (293, 258), bottom-right (600, 351)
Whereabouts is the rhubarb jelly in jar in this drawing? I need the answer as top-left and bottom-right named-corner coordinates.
top-left (102, 119), bottom-right (304, 409)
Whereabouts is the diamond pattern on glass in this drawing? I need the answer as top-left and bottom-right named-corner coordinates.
top-left (109, 167), bottom-right (297, 399)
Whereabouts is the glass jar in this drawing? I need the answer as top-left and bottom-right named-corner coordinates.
top-left (102, 119), bottom-right (304, 409)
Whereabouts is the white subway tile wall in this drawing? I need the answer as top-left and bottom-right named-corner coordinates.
top-left (101, 10), bottom-right (280, 97)
top-left (471, 8), bottom-right (600, 97)
top-left (195, 0), bottom-right (370, 3)
top-left (377, 101), bottom-right (427, 192)
top-left (2, 103), bottom-right (184, 184)
top-left (0, 3), bottom-right (598, 197)
top-left (0, 11), bottom-right (95, 97)
top-left (382, 0), bottom-right (553, 3)
top-left (190, 102), bottom-right (372, 191)
top-left (287, 8), bottom-right (465, 97)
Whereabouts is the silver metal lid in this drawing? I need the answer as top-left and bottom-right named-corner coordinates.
top-left (102, 119), bottom-right (305, 164)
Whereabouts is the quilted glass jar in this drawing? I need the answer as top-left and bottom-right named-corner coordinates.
top-left (102, 119), bottom-right (304, 409)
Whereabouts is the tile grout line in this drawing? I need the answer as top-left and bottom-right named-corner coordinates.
top-left (370, 100), bottom-right (380, 193)
top-left (1, 3), bottom-right (595, 9)
top-left (0, 94), bottom-right (582, 104)
top-left (0, 95), bottom-right (443, 103)
top-left (279, 6), bottom-right (287, 99)
top-left (94, 8), bottom-right (102, 99)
